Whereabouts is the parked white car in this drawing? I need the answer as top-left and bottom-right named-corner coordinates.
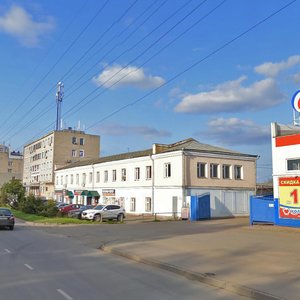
top-left (81, 204), bottom-right (125, 222)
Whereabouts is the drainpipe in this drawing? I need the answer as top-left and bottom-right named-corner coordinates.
top-left (150, 154), bottom-right (155, 215)
top-left (182, 150), bottom-right (186, 208)
top-left (91, 163), bottom-right (95, 205)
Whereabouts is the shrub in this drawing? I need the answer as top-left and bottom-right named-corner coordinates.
top-left (38, 200), bottom-right (58, 217)
top-left (19, 195), bottom-right (40, 214)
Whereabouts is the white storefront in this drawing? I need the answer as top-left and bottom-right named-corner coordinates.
top-left (55, 138), bottom-right (257, 217)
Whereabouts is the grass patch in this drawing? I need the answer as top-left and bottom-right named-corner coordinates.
top-left (11, 209), bottom-right (92, 224)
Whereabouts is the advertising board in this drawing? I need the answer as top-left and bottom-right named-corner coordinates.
top-left (278, 177), bottom-right (300, 219)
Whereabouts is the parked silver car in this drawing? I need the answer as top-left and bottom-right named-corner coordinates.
top-left (68, 205), bottom-right (95, 219)
top-left (81, 204), bottom-right (125, 222)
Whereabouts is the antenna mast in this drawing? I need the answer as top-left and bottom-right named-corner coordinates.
top-left (56, 82), bottom-right (64, 131)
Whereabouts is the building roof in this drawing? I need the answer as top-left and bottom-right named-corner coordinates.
top-left (23, 128), bottom-right (99, 148)
top-left (271, 122), bottom-right (300, 137)
top-left (157, 138), bottom-right (249, 155)
top-left (56, 138), bottom-right (258, 171)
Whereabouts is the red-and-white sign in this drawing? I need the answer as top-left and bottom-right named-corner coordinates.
top-left (291, 90), bottom-right (300, 112)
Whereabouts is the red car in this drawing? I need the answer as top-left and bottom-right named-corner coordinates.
top-left (59, 204), bottom-right (84, 214)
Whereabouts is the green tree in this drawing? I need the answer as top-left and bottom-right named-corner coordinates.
top-left (0, 179), bottom-right (25, 208)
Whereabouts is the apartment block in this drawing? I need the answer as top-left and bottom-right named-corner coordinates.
top-left (0, 145), bottom-right (23, 187)
top-left (23, 129), bottom-right (100, 199)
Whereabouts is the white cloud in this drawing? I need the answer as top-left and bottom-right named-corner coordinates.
top-left (194, 117), bottom-right (270, 146)
top-left (100, 123), bottom-right (171, 138)
top-left (0, 5), bottom-right (55, 47)
top-left (174, 76), bottom-right (285, 114)
top-left (291, 72), bottom-right (300, 84)
top-left (92, 64), bottom-right (165, 89)
top-left (255, 55), bottom-right (300, 77)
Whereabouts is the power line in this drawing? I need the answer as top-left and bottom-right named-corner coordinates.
top-left (8, 0), bottom-right (193, 145)
top-left (64, 0), bottom-right (168, 89)
top-left (62, 0), bottom-right (208, 119)
top-left (60, 0), bottom-right (139, 83)
top-left (65, 0), bottom-right (188, 101)
top-left (0, 0), bottom-right (89, 136)
top-left (85, 0), bottom-right (297, 130)
top-left (2, 0), bottom-right (142, 143)
top-left (13, 0), bottom-right (296, 151)
top-left (0, 0), bottom-right (110, 142)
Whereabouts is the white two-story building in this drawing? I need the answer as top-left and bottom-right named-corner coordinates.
top-left (55, 138), bottom-right (258, 218)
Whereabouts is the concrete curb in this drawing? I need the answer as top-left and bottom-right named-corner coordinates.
top-left (99, 245), bottom-right (284, 300)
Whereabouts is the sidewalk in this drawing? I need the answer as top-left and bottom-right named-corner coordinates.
top-left (100, 218), bottom-right (299, 300)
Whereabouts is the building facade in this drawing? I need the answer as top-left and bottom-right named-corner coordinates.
top-left (271, 122), bottom-right (300, 222)
top-left (271, 122), bottom-right (300, 198)
top-left (23, 129), bottom-right (100, 199)
top-left (0, 145), bottom-right (23, 187)
top-left (55, 138), bottom-right (258, 218)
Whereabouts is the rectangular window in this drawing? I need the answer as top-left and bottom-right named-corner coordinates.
top-left (112, 169), bottom-right (117, 182)
top-left (146, 166), bottom-right (152, 180)
top-left (70, 174), bottom-right (74, 184)
top-left (222, 164), bottom-right (231, 179)
top-left (96, 171), bottom-right (100, 183)
top-left (197, 162), bottom-right (207, 178)
top-left (234, 165), bottom-right (243, 180)
top-left (121, 168), bottom-right (126, 181)
top-left (65, 175), bottom-right (68, 184)
top-left (72, 137), bottom-right (77, 144)
top-left (104, 170), bottom-right (108, 182)
top-left (76, 174), bottom-right (79, 184)
top-left (60, 176), bottom-right (63, 185)
top-left (80, 138), bottom-right (84, 145)
top-left (210, 164), bottom-right (219, 179)
top-left (164, 163), bottom-right (171, 178)
top-left (145, 197), bottom-right (152, 212)
top-left (287, 159), bottom-right (300, 170)
top-left (82, 173), bottom-right (86, 185)
top-left (89, 172), bottom-right (93, 183)
top-left (56, 176), bottom-right (59, 185)
top-left (72, 150), bottom-right (76, 157)
top-left (135, 167), bottom-right (140, 181)
top-left (79, 150), bottom-right (84, 157)
top-left (130, 198), bottom-right (136, 212)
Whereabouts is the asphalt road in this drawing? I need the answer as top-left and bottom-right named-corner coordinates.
top-left (0, 220), bottom-right (247, 300)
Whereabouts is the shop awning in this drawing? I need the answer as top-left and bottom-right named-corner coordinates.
top-left (87, 191), bottom-right (100, 197)
top-left (66, 191), bottom-right (74, 198)
top-left (81, 190), bottom-right (89, 196)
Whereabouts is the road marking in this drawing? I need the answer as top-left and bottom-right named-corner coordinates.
top-left (24, 264), bottom-right (34, 270)
top-left (4, 249), bottom-right (11, 253)
top-left (57, 289), bottom-right (73, 300)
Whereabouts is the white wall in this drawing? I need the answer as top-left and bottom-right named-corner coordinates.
top-left (272, 135), bottom-right (300, 198)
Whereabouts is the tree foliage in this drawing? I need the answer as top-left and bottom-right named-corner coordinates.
top-left (0, 179), bottom-right (25, 208)
top-left (0, 179), bottom-right (58, 217)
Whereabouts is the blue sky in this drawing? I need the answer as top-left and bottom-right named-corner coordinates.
top-left (0, 0), bottom-right (299, 182)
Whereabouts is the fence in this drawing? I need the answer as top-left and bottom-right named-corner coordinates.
top-left (250, 195), bottom-right (275, 225)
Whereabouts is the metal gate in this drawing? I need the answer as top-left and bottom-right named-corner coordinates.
top-left (250, 195), bottom-right (275, 225)
top-left (190, 194), bottom-right (210, 221)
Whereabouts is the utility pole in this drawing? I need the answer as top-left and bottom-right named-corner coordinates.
top-left (56, 82), bottom-right (64, 131)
